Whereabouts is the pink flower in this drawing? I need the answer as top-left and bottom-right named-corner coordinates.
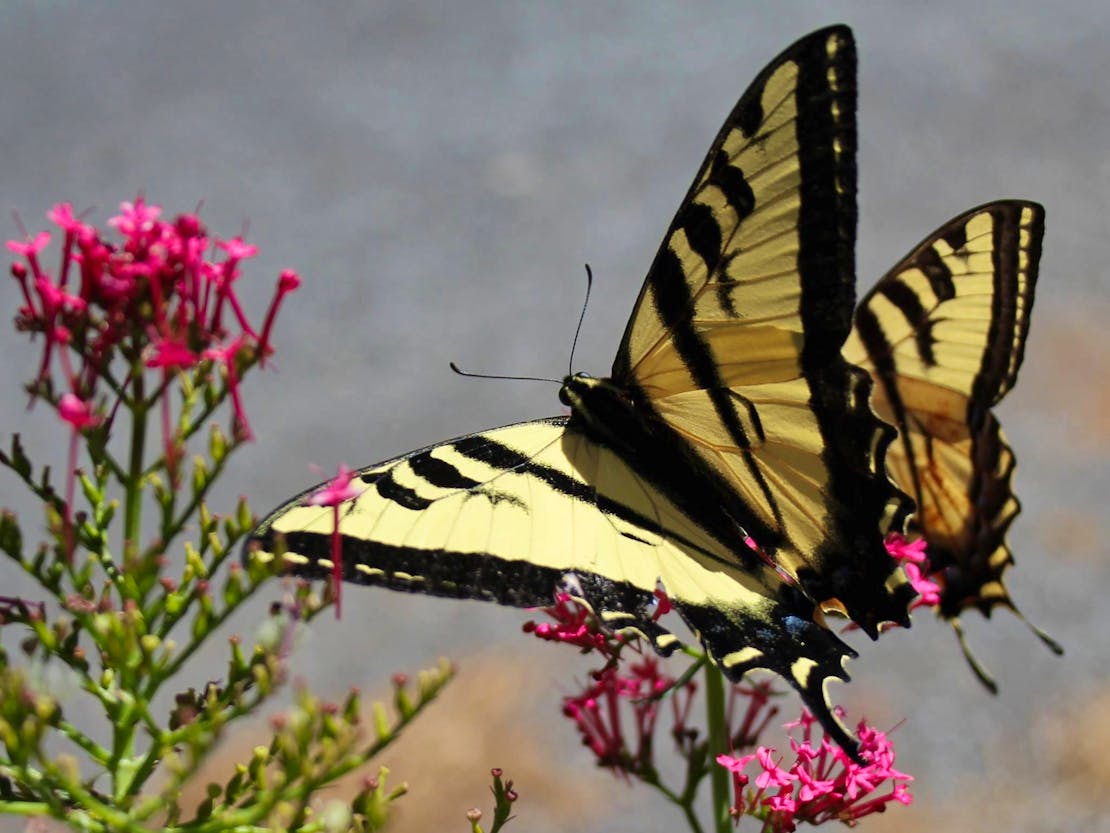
top-left (903, 560), bottom-right (942, 607)
top-left (257, 269), bottom-right (301, 366)
top-left (217, 236), bottom-right (258, 261)
top-left (558, 651), bottom-right (689, 777)
top-left (523, 593), bottom-right (612, 652)
top-left (305, 464), bottom-right (362, 507)
top-left (146, 336), bottom-right (199, 370)
top-left (46, 203), bottom-right (77, 230)
top-left (752, 748), bottom-right (795, 790)
top-left (886, 533), bottom-right (942, 612)
top-left (58, 393), bottom-right (100, 431)
top-left (203, 337), bottom-right (252, 440)
top-left (57, 392), bottom-right (102, 561)
top-left (305, 464), bottom-right (363, 619)
top-left (6, 231), bottom-right (51, 258)
top-left (108, 197), bottom-right (161, 238)
top-left (885, 533), bottom-right (928, 564)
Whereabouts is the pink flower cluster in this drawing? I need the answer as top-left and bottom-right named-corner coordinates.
top-left (562, 653), bottom-right (695, 775)
top-left (717, 710), bottom-right (912, 831)
top-left (525, 594), bottom-right (699, 776)
top-left (8, 198), bottom-right (298, 442)
top-left (522, 593), bottom-right (616, 653)
top-left (886, 533), bottom-right (941, 611)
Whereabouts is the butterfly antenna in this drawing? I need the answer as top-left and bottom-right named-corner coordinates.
top-left (568, 264), bottom-right (593, 376)
top-left (448, 362), bottom-right (559, 385)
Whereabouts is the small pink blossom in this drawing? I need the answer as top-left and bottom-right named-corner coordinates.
top-left (257, 269), bottom-right (301, 366)
top-left (651, 587), bottom-right (672, 619)
top-left (752, 747), bottom-right (795, 790)
top-left (34, 277), bottom-right (87, 314)
top-left (886, 533), bottom-right (942, 612)
top-left (217, 236), bottom-right (258, 261)
top-left (559, 651), bottom-right (693, 778)
top-left (146, 336), bottom-right (199, 370)
top-left (203, 337), bottom-right (251, 440)
top-left (717, 752), bottom-right (754, 776)
top-left (306, 464), bottom-right (362, 507)
top-left (886, 533), bottom-right (928, 564)
top-left (6, 231), bottom-right (51, 258)
top-left (903, 559), bottom-right (942, 607)
top-left (108, 197), bottom-right (161, 238)
top-left (305, 464), bottom-right (363, 619)
top-left (58, 393), bottom-right (100, 431)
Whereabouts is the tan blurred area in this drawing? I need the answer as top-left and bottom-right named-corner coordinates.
top-left (176, 652), bottom-right (612, 833)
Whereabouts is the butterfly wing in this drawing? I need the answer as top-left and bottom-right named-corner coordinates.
top-left (612, 24), bottom-right (914, 636)
top-left (248, 417), bottom-right (862, 752)
top-left (843, 201), bottom-right (1061, 683)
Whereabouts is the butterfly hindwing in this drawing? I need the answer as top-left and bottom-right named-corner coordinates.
top-left (611, 24), bottom-right (914, 635)
top-left (844, 201), bottom-right (1061, 683)
top-left (249, 418), bottom-right (861, 752)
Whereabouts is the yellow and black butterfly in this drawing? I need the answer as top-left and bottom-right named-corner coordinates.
top-left (845, 201), bottom-right (1062, 690)
top-left (245, 25), bottom-right (915, 755)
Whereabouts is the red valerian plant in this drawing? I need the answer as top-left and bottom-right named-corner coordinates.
top-left (0, 198), bottom-right (465, 833)
top-left (526, 538), bottom-right (924, 832)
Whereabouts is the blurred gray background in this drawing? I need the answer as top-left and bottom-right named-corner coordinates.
top-left (1, 2), bottom-right (1107, 831)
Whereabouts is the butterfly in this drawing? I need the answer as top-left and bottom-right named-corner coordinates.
top-left (845, 201), bottom-right (1062, 691)
top-left (245, 24), bottom-right (915, 757)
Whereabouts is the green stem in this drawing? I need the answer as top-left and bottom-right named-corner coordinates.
top-left (703, 662), bottom-right (731, 833)
top-left (147, 576), bottom-right (266, 690)
top-left (139, 382), bottom-right (230, 479)
top-left (158, 452), bottom-right (230, 553)
top-left (56, 718), bottom-right (111, 766)
top-left (113, 355), bottom-right (147, 802)
top-left (123, 367), bottom-right (147, 560)
top-left (0, 800), bottom-right (53, 818)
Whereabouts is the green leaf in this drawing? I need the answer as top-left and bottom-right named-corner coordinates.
top-left (0, 511), bottom-right (23, 561)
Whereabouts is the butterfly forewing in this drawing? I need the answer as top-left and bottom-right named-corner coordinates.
top-left (610, 25), bottom-right (914, 634)
top-left (250, 417), bottom-right (862, 752)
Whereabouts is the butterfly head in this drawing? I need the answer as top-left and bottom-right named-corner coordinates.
top-left (559, 372), bottom-right (643, 446)
top-left (558, 371), bottom-right (594, 409)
